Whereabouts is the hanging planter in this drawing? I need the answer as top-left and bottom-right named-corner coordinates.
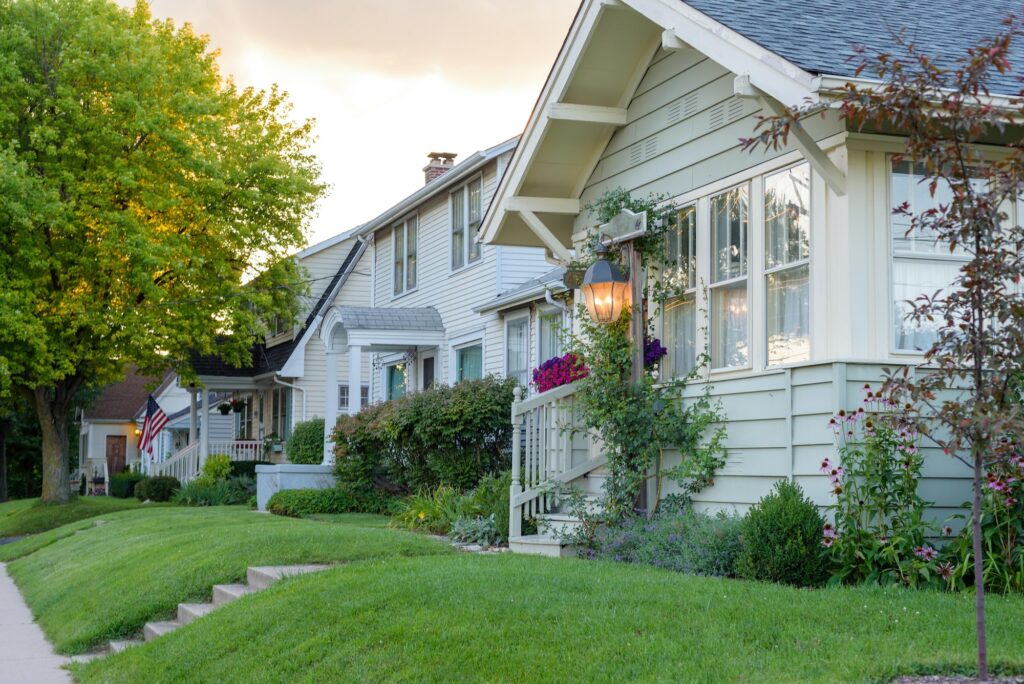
top-left (218, 403), bottom-right (232, 415)
top-left (230, 398), bottom-right (246, 413)
top-left (562, 267), bottom-right (585, 289)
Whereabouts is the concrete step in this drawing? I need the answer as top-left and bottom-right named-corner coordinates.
top-left (246, 564), bottom-right (330, 590)
top-left (108, 639), bottom-right (143, 654)
top-left (177, 602), bottom-right (216, 625)
top-left (212, 583), bottom-right (254, 606)
top-left (509, 534), bottom-right (573, 558)
top-left (143, 620), bottom-right (181, 641)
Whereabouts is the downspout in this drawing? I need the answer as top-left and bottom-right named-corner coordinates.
top-left (544, 288), bottom-right (568, 314)
top-left (273, 375), bottom-right (306, 423)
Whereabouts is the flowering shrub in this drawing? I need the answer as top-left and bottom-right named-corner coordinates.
top-left (823, 387), bottom-right (939, 588)
top-left (643, 337), bottom-right (667, 368)
top-left (531, 352), bottom-right (589, 393)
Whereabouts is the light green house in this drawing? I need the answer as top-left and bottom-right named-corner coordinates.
top-left (479, 0), bottom-right (1022, 553)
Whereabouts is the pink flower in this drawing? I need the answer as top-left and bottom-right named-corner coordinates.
top-left (820, 458), bottom-right (833, 474)
top-left (937, 562), bottom-right (955, 580)
top-left (914, 546), bottom-right (937, 562)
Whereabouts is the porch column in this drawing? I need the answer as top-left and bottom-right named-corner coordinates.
top-left (188, 389), bottom-right (197, 444)
top-left (347, 345), bottom-right (362, 415)
top-left (323, 350), bottom-right (338, 465)
top-left (200, 387), bottom-right (210, 467)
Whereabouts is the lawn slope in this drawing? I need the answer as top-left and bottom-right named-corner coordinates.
top-left (0, 496), bottom-right (149, 538)
top-left (7, 506), bottom-right (450, 653)
top-left (72, 553), bottom-right (1024, 684)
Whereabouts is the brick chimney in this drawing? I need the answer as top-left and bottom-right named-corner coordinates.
top-left (423, 152), bottom-right (457, 184)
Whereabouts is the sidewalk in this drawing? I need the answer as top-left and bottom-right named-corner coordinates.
top-left (0, 562), bottom-right (71, 683)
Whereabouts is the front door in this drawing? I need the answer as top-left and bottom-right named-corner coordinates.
top-left (105, 435), bottom-right (127, 475)
top-left (421, 354), bottom-right (435, 391)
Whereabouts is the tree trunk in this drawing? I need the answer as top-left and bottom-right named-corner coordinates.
top-left (972, 441), bottom-right (988, 681)
top-left (31, 389), bottom-right (71, 504)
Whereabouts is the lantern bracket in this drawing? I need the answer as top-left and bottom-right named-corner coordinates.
top-left (596, 208), bottom-right (647, 246)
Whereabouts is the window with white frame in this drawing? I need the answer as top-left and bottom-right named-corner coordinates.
top-left (451, 178), bottom-right (483, 270)
top-left (710, 184), bottom-right (750, 369)
top-left (235, 399), bottom-right (253, 439)
top-left (271, 387), bottom-right (292, 440)
top-left (664, 204), bottom-right (698, 378)
top-left (386, 363), bottom-right (407, 401)
top-left (765, 163), bottom-right (811, 366)
top-left (338, 384), bottom-right (370, 412)
top-left (538, 310), bottom-right (562, 363)
top-left (890, 160), bottom-right (973, 352)
top-left (455, 343), bottom-right (483, 382)
top-left (392, 216), bottom-right (417, 296)
top-left (506, 316), bottom-right (529, 387)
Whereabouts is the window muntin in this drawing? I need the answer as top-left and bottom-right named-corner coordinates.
top-left (456, 344), bottom-right (483, 382)
top-left (538, 311), bottom-right (562, 363)
top-left (765, 164), bottom-right (811, 366)
top-left (392, 217), bottom-right (417, 296)
top-left (710, 186), bottom-right (749, 368)
top-left (664, 205), bottom-right (697, 377)
top-left (506, 318), bottom-right (529, 387)
top-left (338, 384), bottom-right (370, 412)
top-left (451, 178), bottom-right (483, 270)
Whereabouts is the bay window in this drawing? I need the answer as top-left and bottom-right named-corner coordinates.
top-left (710, 185), bottom-right (749, 368)
top-left (506, 317), bottom-right (529, 387)
top-left (764, 163), bottom-right (811, 365)
top-left (392, 216), bottom-right (417, 296)
top-left (452, 178), bottom-right (483, 270)
top-left (664, 204), bottom-right (697, 377)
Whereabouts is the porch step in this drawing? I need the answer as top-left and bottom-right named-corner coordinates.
top-left (246, 564), bottom-right (330, 590)
top-left (509, 534), bottom-right (574, 558)
top-left (143, 620), bottom-right (180, 641)
top-left (177, 602), bottom-right (216, 625)
top-left (537, 512), bottom-right (582, 537)
top-left (109, 639), bottom-right (143, 654)
top-left (212, 583), bottom-right (255, 606)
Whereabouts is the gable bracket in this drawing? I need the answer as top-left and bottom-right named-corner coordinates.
top-left (546, 103), bottom-right (628, 126)
top-left (516, 210), bottom-right (574, 264)
top-left (735, 75), bottom-right (846, 196)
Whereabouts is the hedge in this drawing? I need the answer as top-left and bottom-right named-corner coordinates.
top-left (228, 461), bottom-right (273, 479)
top-left (108, 470), bottom-right (147, 498)
top-left (267, 485), bottom-right (399, 518)
top-left (134, 475), bottom-right (180, 502)
top-left (286, 418), bottom-right (325, 464)
top-left (333, 375), bottom-right (515, 495)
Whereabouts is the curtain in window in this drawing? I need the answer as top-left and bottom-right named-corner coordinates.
top-left (892, 258), bottom-right (961, 351)
top-left (539, 313), bottom-right (561, 363)
top-left (765, 165), bottom-right (810, 269)
top-left (664, 296), bottom-right (696, 378)
top-left (507, 319), bottom-right (529, 387)
top-left (766, 264), bottom-right (810, 365)
top-left (457, 345), bottom-right (483, 382)
top-left (712, 282), bottom-right (748, 368)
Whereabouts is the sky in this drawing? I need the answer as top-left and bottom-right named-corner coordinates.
top-left (120, 0), bottom-right (580, 247)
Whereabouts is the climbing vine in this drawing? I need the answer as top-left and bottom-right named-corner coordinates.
top-left (567, 188), bottom-right (727, 518)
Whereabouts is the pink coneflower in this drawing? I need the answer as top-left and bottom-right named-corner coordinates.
top-left (821, 537), bottom-right (834, 548)
top-left (822, 523), bottom-right (837, 539)
top-left (942, 525), bottom-right (953, 536)
top-left (914, 546), bottom-right (937, 562)
top-left (937, 562), bottom-right (955, 580)
top-left (820, 458), bottom-right (833, 473)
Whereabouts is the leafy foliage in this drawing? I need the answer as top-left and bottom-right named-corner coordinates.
top-left (133, 475), bottom-right (180, 502)
top-left (448, 516), bottom-right (501, 547)
top-left (201, 454), bottom-right (232, 482)
top-left (391, 485), bottom-right (463, 535)
top-left (227, 461), bottom-right (273, 479)
top-left (172, 474), bottom-right (253, 506)
top-left (334, 376), bottom-right (515, 494)
top-left (108, 470), bottom-right (146, 499)
top-left (267, 488), bottom-right (360, 518)
top-left (737, 481), bottom-right (830, 587)
top-left (286, 418), bottom-right (324, 465)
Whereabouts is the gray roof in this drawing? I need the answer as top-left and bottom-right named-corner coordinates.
top-left (336, 306), bottom-right (445, 331)
top-left (477, 268), bottom-right (566, 313)
top-left (684, 0), bottom-right (1024, 95)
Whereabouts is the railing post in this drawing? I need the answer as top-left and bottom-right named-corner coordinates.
top-left (510, 386), bottom-right (523, 539)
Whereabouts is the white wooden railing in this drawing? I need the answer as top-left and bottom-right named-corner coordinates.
top-left (153, 440), bottom-right (263, 483)
top-left (509, 383), bottom-right (605, 538)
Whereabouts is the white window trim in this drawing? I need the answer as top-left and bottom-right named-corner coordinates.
top-left (708, 181), bottom-right (754, 373)
top-left (391, 212), bottom-right (418, 299)
top-left (504, 309), bottom-right (530, 385)
top-left (338, 383), bottom-right (370, 412)
top-left (661, 202), bottom-right (700, 379)
top-left (448, 329), bottom-right (486, 384)
top-left (449, 173), bottom-right (485, 274)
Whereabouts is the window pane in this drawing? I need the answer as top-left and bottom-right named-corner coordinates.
top-left (893, 258), bottom-right (961, 351)
top-left (507, 319), bottom-right (529, 386)
top-left (666, 205), bottom-right (696, 291)
top-left (767, 264), bottom-right (810, 365)
top-left (712, 186), bottom-right (748, 282)
top-left (457, 345), bottom-right (483, 382)
top-left (338, 385), bottom-right (349, 412)
top-left (891, 161), bottom-right (982, 255)
top-left (765, 164), bottom-right (810, 269)
top-left (451, 191), bottom-right (465, 269)
top-left (467, 180), bottom-right (482, 263)
top-left (539, 313), bottom-right (561, 362)
top-left (711, 281), bottom-right (748, 368)
top-left (406, 217), bottom-right (417, 289)
top-left (387, 364), bottom-right (407, 400)
top-left (360, 385), bottom-right (369, 409)
top-left (664, 295), bottom-right (696, 378)
top-left (393, 226), bottom-right (404, 295)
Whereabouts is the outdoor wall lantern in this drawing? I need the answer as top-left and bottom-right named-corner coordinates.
top-left (581, 242), bottom-right (631, 324)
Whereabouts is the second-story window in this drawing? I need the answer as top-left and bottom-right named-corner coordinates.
top-left (392, 216), bottom-right (417, 296)
top-left (451, 178), bottom-right (483, 270)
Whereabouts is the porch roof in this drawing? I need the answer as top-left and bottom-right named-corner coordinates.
top-left (335, 306), bottom-right (444, 332)
top-left (322, 306), bottom-right (446, 351)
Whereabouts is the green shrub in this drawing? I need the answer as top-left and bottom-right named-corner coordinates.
top-left (334, 376), bottom-right (516, 496)
top-left (459, 471), bottom-right (511, 542)
top-left (267, 488), bottom-right (358, 518)
top-left (287, 418), bottom-right (325, 464)
top-left (449, 515), bottom-right (501, 547)
top-left (134, 475), bottom-right (180, 502)
top-left (109, 471), bottom-right (147, 499)
top-left (229, 461), bottom-right (272, 479)
top-left (172, 475), bottom-right (252, 507)
top-left (227, 474), bottom-right (256, 502)
top-left (737, 481), bottom-right (830, 587)
top-left (202, 454), bottom-right (232, 481)
top-left (392, 485), bottom-right (463, 534)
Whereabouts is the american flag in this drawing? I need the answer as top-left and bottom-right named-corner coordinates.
top-left (138, 395), bottom-right (169, 458)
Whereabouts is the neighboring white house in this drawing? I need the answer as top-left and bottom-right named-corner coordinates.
top-left (479, 0), bottom-right (1022, 551)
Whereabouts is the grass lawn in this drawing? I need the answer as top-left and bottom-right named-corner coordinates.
top-left (69, 552), bottom-right (1024, 684)
top-left (303, 512), bottom-right (393, 527)
top-left (0, 496), bottom-right (151, 538)
top-left (6, 506), bottom-right (450, 653)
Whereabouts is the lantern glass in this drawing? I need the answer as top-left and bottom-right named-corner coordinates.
top-left (582, 278), bottom-right (630, 323)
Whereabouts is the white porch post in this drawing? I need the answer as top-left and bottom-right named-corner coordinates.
top-left (348, 345), bottom-right (362, 415)
top-left (323, 350), bottom-right (338, 464)
top-left (188, 389), bottom-right (197, 444)
top-left (200, 388), bottom-right (210, 467)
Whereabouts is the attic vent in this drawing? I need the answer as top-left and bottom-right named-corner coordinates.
top-left (727, 98), bottom-right (745, 123)
top-left (666, 100), bottom-right (683, 126)
top-left (643, 137), bottom-right (658, 160)
top-left (682, 92), bottom-right (699, 118)
top-left (628, 142), bottom-right (643, 166)
top-left (708, 103), bottom-right (726, 129)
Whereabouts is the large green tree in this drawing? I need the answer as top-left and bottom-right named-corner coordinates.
top-left (0, 0), bottom-right (324, 502)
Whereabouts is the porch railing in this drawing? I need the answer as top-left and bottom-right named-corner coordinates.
top-left (153, 439), bottom-right (264, 484)
top-left (509, 383), bottom-right (605, 538)
top-left (210, 440), bottom-right (263, 463)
